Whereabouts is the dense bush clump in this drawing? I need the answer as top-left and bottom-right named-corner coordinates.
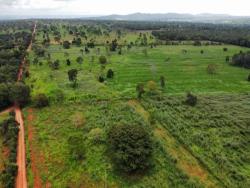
top-left (108, 124), bottom-right (153, 174)
top-left (34, 93), bottom-right (49, 108)
top-left (231, 52), bottom-right (250, 69)
top-left (185, 92), bottom-right (197, 106)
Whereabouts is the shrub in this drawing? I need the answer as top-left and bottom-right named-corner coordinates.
top-left (108, 124), bottom-right (153, 174)
top-left (99, 55), bottom-right (107, 64)
top-left (231, 52), bottom-right (250, 69)
top-left (223, 47), bottom-right (228, 52)
top-left (63, 41), bottom-right (71, 49)
top-left (88, 128), bottom-right (105, 144)
top-left (98, 76), bottom-right (105, 83)
top-left (248, 74), bottom-right (250, 81)
top-left (107, 69), bottom-right (114, 79)
top-left (207, 64), bottom-right (217, 74)
top-left (185, 92), bottom-right (197, 106)
top-left (33, 93), bottom-right (49, 108)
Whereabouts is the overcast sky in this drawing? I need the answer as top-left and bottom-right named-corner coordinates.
top-left (0, 0), bottom-right (250, 16)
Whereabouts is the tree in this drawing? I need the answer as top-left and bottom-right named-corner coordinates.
top-left (63, 41), bottom-right (71, 49)
top-left (248, 74), bottom-right (250, 82)
top-left (107, 69), bottom-right (114, 79)
top-left (0, 83), bottom-right (11, 110)
top-left (76, 56), bottom-right (83, 64)
top-left (98, 75), bottom-right (105, 83)
top-left (147, 81), bottom-right (157, 93)
top-left (99, 55), bottom-right (107, 64)
top-left (10, 82), bottom-right (30, 106)
top-left (223, 48), bottom-right (228, 52)
top-left (110, 39), bottom-right (118, 51)
top-left (66, 59), bottom-right (71, 66)
top-left (160, 76), bottom-right (165, 88)
top-left (34, 93), bottom-right (49, 108)
top-left (200, 50), bottom-right (204, 54)
top-left (68, 69), bottom-right (78, 88)
top-left (51, 60), bottom-right (60, 70)
top-left (108, 124), bottom-right (152, 174)
top-left (185, 92), bottom-right (197, 106)
top-left (226, 56), bottom-right (230, 62)
top-left (136, 83), bottom-right (145, 99)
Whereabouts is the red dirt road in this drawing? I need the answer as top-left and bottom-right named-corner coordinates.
top-left (15, 106), bottom-right (27, 188)
top-left (27, 108), bottom-right (42, 188)
top-left (15, 23), bottom-right (36, 188)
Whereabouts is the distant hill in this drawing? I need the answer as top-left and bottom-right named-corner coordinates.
top-left (87, 13), bottom-right (250, 24)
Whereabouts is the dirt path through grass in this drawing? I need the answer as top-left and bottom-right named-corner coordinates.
top-left (128, 99), bottom-right (220, 187)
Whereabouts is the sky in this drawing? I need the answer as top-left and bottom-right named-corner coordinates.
top-left (0, 0), bottom-right (250, 16)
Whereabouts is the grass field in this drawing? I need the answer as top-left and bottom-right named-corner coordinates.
top-left (23, 24), bottom-right (250, 187)
top-left (27, 44), bottom-right (250, 101)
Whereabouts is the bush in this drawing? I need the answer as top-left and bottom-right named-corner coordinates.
top-left (98, 76), bottom-right (105, 83)
top-left (248, 74), bottom-right (250, 81)
top-left (185, 92), bottom-right (197, 106)
top-left (207, 64), bottom-right (217, 74)
top-left (63, 41), bottom-right (71, 49)
top-left (107, 69), bottom-right (114, 79)
top-left (99, 56), bottom-right (107, 64)
top-left (108, 124), bottom-right (153, 174)
top-left (9, 82), bottom-right (30, 106)
top-left (231, 52), bottom-right (250, 69)
top-left (88, 128), bottom-right (105, 144)
top-left (33, 93), bottom-right (49, 108)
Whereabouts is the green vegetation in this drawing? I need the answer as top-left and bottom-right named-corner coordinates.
top-left (19, 20), bottom-right (250, 187)
top-left (0, 113), bottom-right (18, 188)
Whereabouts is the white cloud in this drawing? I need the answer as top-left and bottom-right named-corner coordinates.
top-left (0, 0), bottom-right (250, 16)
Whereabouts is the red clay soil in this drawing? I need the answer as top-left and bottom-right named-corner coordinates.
top-left (15, 23), bottom-right (36, 188)
top-left (15, 106), bottom-right (28, 188)
top-left (27, 108), bottom-right (42, 188)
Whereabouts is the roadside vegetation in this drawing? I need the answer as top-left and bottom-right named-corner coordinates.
top-left (1, 19), bottom-right (250, 187)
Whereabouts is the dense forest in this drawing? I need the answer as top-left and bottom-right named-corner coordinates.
top-left (0, 21), bottom-right (33, 110)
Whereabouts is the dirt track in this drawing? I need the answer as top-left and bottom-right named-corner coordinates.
top-left (15, 23), bottom-right (36, 188)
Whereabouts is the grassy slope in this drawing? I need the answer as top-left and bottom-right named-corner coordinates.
top-left (27, 44), bottom-right (250, 100)
top-left (25, 26), bottom-right (250, 187)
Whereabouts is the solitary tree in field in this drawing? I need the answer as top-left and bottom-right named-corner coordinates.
top-left (66, 59), bottom-right (71, 66)
top-left (108, 124), bottom-right (153, 174)
top-left (107, 69), bottom-right (114, 79)
top-left (63, 41), bottom-right (71, 49)
top-left (76, 56), bottom-right (83, 64)
top-left (68, 69), bottom-right (78, 88)
top-left (99, 55), bottom-right (107, 65)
